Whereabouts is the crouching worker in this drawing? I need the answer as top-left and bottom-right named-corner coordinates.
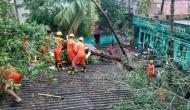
top-left (68, 37), bottom-right (86, 74)
top-left (105, 40), bottom-right (114, 55)
top-left (84, 47), bottom-right (92, 64)
top-left (0, 66), bottom-right (22, 103)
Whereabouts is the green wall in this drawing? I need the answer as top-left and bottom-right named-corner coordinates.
top-left (84, 33), bottom-right (116, 45)
top-left (132, 15), bottom-right (190, 69)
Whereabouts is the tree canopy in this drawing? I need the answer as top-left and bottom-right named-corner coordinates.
top-left (98, 0), bottom-right (127, 31)
top-left (22, 0), bottom-right (128, 35)
top-left (0, 0), bottom-right (52, 80)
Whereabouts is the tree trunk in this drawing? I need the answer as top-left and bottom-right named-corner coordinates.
top-left (91, 51), bottom-right (121, 62)
top-left (13, 0), bottom-right (19, 22)
top-left (85, 44), bottom-right (121, 62)
top-left (92, 0), bottom-right (126, 56)
top-left (128, 0), bottom-right (131, 14)
top-left (169, 0), bottom-right (174, 58)
top-left (90, 50), bottom-right (121, 62)
top-left (167, 0), bottom-right (175, 86)
top-left (160, 0), bottom-right (165, 14)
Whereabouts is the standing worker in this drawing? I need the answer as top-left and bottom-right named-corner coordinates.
top-left (147, 46), bottom-right (153, 60)
top-left (146, 60), bottom-right (155, 84)
top-left (69, 37), bottom-right (86, 74)
top-left (54, 31), bottom-right (63, 69)
top-left (66, 33), bottom-right (76, 63)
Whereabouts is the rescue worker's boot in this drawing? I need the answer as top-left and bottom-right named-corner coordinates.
top-left (67, 66), bottom-right (72, 74)
top-left (55, 61), bottom-right (58, 69)
top-left (68, 66), bottom-right (75, 74)
top-left (58, 62), bottom-right (65, 71)
top-left (71, 66), bottom-right (76, 74)
top-left (81, 65), bottom-right (87, 73)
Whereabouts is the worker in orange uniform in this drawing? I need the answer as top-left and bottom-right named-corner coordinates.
top-left (106, 44), bottom-right (114, 55)
top-left (21, 37), bottom-right (27, 53)
top-left (146, 60), bottom-right (155, 84)
top-left (66, 33), bottom-right (76, 63)
top-left (106, 40), bottom-right (114, 55)
top-left (54, 31), bottom-right (64, 69)
top-left (0, 66), bottom-right (22, 103)
top-left (69, 37), bottom-right (86, 74)
top-left (39, 42), bottom-right (48, 57)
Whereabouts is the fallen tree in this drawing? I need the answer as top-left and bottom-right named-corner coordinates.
top-left (85, 44), bottom-right (121, 62)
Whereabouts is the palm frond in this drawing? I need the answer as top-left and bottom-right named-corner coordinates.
top-left (54, 0), bottom-right (97, 35)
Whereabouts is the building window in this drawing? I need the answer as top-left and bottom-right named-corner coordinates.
top-left (177, 43), bottom-right (187, 59)
top-left (140, 32), bottom-right (144, 43)
top-left (144, 33), bottom-right (150, 49)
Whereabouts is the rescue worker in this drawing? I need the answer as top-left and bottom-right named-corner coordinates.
top-left (39, 42), bottom-right (48, 57)
top-left (147, 46), bottom-right (153, 60)
top-left (54, 31), bottom-right (64, 69)
top-left (66, 33), bottom-right (76, 63)
top-left (0, 66), bottom-right (22, 103)
top-left (69, 37), bottom-right (86, 74)
top-left (146, 60), bottom-right (155, 84)
top-left (21, 37), bottom-right (27, 54)
top-left (106, 44), bottom-right (114, 55)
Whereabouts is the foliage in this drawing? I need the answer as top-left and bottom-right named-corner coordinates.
top-left (54, 0), bottom-right (98, 36)
top-left (0, 0), bottom-right (53, 83)
top-left (98, 0), bottom-right (127, 31)
top-left (22, 0), bottom-right (65, 31)
top-left (134, 0), bottom-right (153, 16)
top-left (5, 79), bottom-right (21, 90)
top-left (23, 0), bottom-right (98, 36)
top-left (23, 0), bottom-right (128, 35)
top-left (111, 61), bottom-right (190, 110)
top-left (85, 56), bottom-right (99, 64)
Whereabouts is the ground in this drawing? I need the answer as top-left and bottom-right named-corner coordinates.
top-left (0, 62), bottom-right (132, 110)
top-left (0, 38), bottom-right (140, 110)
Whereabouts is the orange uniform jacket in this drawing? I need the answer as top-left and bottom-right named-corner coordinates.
top-left (54, 37), bottom-right (63, 61)
top-left (54, 44), bottom-right (62, 61)
top-left (0, 67), bottom-right (22, 88)
top-left (21, 38), bottom-right (27, 47)
top-left (72, 42), bottom-right (85, 65)
top-left (21, 38), bottom-right (27, 52)
top-left (67, 39), bottom-right (75, 62)
top-left (8, 71), bottom-right (22, 84)
top-left (146, 63), bottom-right (154, 78)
